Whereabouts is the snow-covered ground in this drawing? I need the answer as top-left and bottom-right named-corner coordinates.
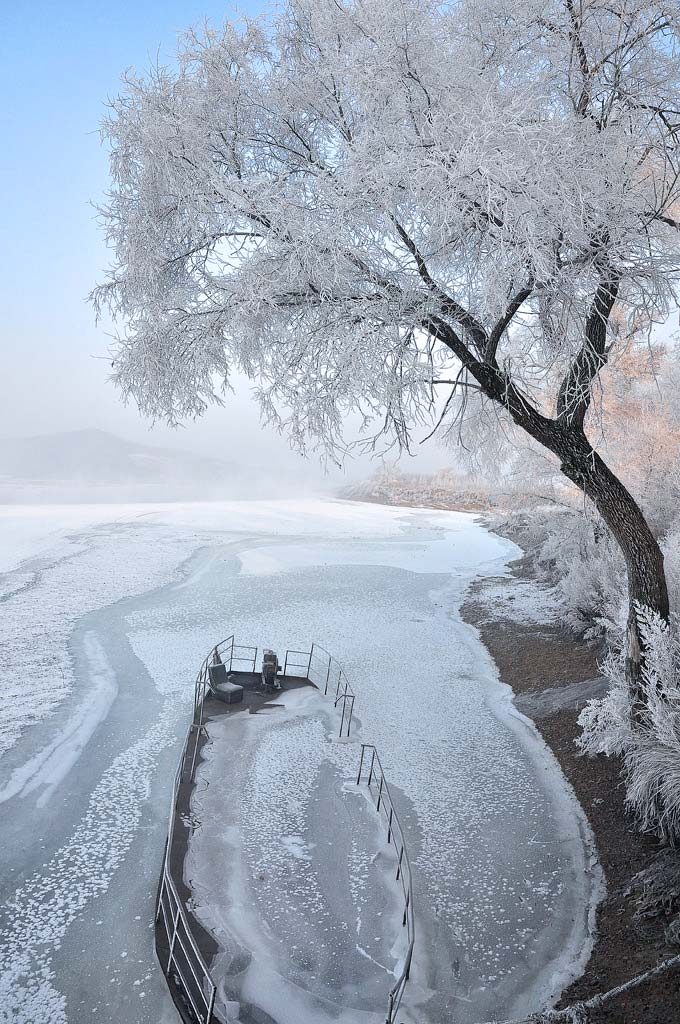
top-left (471, 577), bottom-right (562, 627)
top-left (0, 499), bottom-right (598, 1024)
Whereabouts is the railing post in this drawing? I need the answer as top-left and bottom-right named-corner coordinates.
top-left (283, 651), bottom-right (289, 676)
top-left (193, 665), bottom-right (204, 722)
top-left (189, 724), bottom-right (200, 779)
top-left (156, 873), bottom-right (165, 921)
top-left (377, 773), bottom-right (384, 811)
top-left (356, 744), bottom-right (366, 785)
top-left (341, 684), bottom-right (349, 737)
top-left (387, 807), bottom-right (393, 844)
top-left (403, 888), bottom-right (410, 926)
top-left (307, 643), bottom-right (314, 680)
top-left (368, 747), bottom-right (376, 787)
top-left (347, 694), bottom-right (354, 736)
top-left (396, 844), bottom-right (404, 881)
top-left (324, 656), bottom-right (331, 694)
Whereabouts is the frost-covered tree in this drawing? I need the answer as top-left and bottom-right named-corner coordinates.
top-left (93, 0), bottom-right (680, 691)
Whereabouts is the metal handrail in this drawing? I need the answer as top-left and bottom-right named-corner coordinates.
top-left (157, 636), bottom-right (415, 1024)
top-left (156, 718), bottom-right (217, 1022)
top-left (287, 642), bottom-right (357, 739)
top-left (282, 648), bottom-right (312, 676)
top-left (156, 633), bottom-right (239, 1022)
top-left (283, 644), bottom-right (412, 1021)
top-left (357, 743), bottom-right (415, 1022)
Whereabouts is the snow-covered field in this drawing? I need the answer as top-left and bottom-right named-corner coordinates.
top-left (0, 499), bottom-right (598, 1024)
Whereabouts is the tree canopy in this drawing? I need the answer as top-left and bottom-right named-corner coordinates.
top-left (94, 0), bottom-right (680, 460)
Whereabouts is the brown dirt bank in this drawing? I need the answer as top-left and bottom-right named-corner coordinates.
top-left (461, 539), bottom-right (680, 1024)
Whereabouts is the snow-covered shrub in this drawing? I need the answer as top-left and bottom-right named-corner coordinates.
top-left (577, 647), bottom-right (632, 757)
top-left (504, 491), bottom-right (680, 647)
top-left (534, 507), bottom-right (627, 638)
top-left (579, 607), bottom-right (680, 843)
top-left (627, 848), bottom-right (680, 918)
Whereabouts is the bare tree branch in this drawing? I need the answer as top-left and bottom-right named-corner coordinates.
top-left (487, 283), bottom-right (534, 365)
top-left (556, 269), bottom-right (620, 429)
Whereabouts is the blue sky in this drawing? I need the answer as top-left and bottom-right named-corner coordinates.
top-left (0, 1), bottom-right (303, 462)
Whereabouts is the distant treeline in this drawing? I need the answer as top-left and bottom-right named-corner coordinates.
top-left (340, 466), bottom-right (536, 512)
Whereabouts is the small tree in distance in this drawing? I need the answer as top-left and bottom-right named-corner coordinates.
top-left (93, 0), bottom-right (680, 694)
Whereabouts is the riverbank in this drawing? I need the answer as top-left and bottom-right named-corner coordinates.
top-left (461, 526), bottom-right (680, 1024)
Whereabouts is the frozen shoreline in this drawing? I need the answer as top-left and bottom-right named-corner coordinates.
top-left (421, 570), bottom-right (603, 1021)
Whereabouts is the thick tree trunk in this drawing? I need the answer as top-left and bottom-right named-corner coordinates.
top-left (553, 429), bottom-right (669, 702)
top-left (492, 376), bottom-right (669, 701)
top-left (435, 318), bottom-right (669, 704)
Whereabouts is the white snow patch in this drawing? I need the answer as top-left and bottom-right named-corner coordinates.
top-left (0, 503), bottom-right (163, 573)
top-left (280, 835), bottom-right (314, 861)
top-left (236, 526), bottom-right (514, 577)
top-left (0, 633), bottom-right (117, 807)
top-left (473, 578), bottom-right (561, 626)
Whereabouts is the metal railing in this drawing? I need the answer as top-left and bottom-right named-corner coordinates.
top-left (156, 718), bottom-right (218, 1022)
top-left (357, 744), bottom-right (415, 1022)
top-left (285, 642), bottom-right (357, 739)
top-left (157, 857), bottom-right (217, 1023)
top-left (278, 645), bottom-right (411, 1021)
top-left (156, 634), bottom-right (240, 1022)
top-left (156, 636), bottom-right (414, 1024)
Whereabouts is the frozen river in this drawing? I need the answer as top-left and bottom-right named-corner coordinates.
top-left (0, 500), bottom-right (598, 1024)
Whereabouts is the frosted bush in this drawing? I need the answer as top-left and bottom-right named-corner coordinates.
top-left (577, 648), bottom-right (632, 757)
top-left (535, 508), bottom-right (627, 638)
top-left (509, 480), bottom-right (680, 642)
top-left (513, 483), bottom-right (680, 843)
top-left (579, 607), bottom-right (680, 842)
top-left (525, 506), bottom-right (680, 643)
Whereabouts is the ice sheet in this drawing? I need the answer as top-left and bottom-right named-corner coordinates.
top-left (0, 499), bottom-right (597, 1024)
top-left (0, 633), bottom-right (118, 807)
top-left (0, 498), bottom-right (419, 576)
top-left (0, 521), bottom-right (207, 756)
top-left (0, 503), bottom-right (162, 573)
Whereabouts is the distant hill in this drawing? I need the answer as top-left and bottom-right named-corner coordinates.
top-left (0, 429), bottom-right (244, 503)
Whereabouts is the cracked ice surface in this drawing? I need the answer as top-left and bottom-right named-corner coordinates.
top-left (0, 638), bottom-right (180, 1023)
top-left (0, 500), bottom-right (598, 1024)
top-left (0, 499), bottom-right (405, 758)
top-left (0, 520), bottom-right (210, 756)
top-left (125, 506), bottom-right (598, 1022)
